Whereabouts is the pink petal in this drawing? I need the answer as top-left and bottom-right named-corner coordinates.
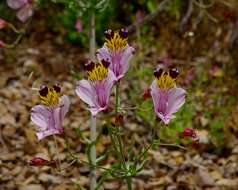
top-left (59, 95), bottom-right (70, 118)
top-left (75, 19), bottom-right (82, 33)
top-left (96, 45), bottom-right (111, 62)
top-left (16, 4), bottom-right (33, 22)
top-left (119, 45), bottom-right (134, 78)
top-left (76, 79), bottom-right (97, 108)
top-left (36, 128), bottom-right (60, 141)
top-left (7, 0), bottom-right (27, 9)
top-left (31, 105), bottom-right (50, 131)
top-left (166, 87), bottom-right (186, 116)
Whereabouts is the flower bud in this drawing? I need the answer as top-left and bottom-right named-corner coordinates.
top-left (142, 88), bottom-right (151, 100)
top-left (29, 157), bottom-right (50, 166)
top-left (0, 19), bottom-right (7, 30)
top-left (182, 128), bottom-right (196, 138)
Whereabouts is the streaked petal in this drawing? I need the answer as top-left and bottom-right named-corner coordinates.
top-left (16, 4), bottom-right (33, 22)
top-left (96, 45), bottom-right (111, 62)
top-left (7, 0), bottom-right (27, 9)
top-left (59, 95), bottom-right (70, 118)
top-left (36, 128), bottom-right (60, 141)
top-left (166, 87), bottom-right (186, 116)
top-left (31, 105), bottom-right (50, 131)
top-left (120, 45), bottom-right (134, 78)
top-left (76, 79), bottom-right (98, 108)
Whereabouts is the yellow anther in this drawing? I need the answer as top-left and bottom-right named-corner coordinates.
top-left (87, 63), bottom-right (108, 81)
top-left (40, 87), bottom-right (60, 106)
top-left (105, 32), bottom-right (127, 52)
top-left (156, 71), bottom-right (176, 89)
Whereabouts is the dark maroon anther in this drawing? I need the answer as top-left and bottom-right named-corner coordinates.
top-left (104, 29), bottom-right (114, 40)
top-left (39, 85), bottom-right (48, 97)
top-left (101, 59), bottom-right (110, 68)
top-left (119, 28), bottom-right (128, 39)
top-left (154, 68), bottom-right (163, 79)
top-left (169, 68), bottom-right (179, 78)
top-left (53, 83), bottom-right (61, 93)
top-left (85, 60), bottom-right (95, 71)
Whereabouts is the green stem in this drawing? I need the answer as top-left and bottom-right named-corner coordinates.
top-left (114, 82), bottom-right (132, 190)
top-left (90, 116), bottom-right (97, 190)
top-left (53, 135), bottom-right (61, 172)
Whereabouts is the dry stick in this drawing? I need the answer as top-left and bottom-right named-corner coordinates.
top-left (89, 11), bottom-right (97, 190)
top-left (126, 0), bottom-right (172, 32)
top-left (179, 0), bottom-right (194, 33)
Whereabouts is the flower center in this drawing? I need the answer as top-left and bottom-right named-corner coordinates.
top-left (154, 68), bottom-right (179, 89)
top-left (86, 60), bottom-right (110, 81)
top-left (39, 84), bottom-right (60, 106)
top-left (104, 29), bottom-right (128, 52)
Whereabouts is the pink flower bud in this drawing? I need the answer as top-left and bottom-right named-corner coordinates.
top-left (0, 19), bottom-right (8, 29)
top-left (75, 19), bottom-right (82, 33)
top-left (182, 128), bottom-right (197, 138)
top-left (29, 157), bottom-right (56, 167)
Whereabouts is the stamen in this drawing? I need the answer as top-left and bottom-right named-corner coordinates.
top-left (87, 62), bottom-right (109, 81)
top-left (105, 30), bottom-right (128, 52)
top-left (155, 69), bottom-right (177, 89)
top-left (40, 86), bottom-right (60, 106)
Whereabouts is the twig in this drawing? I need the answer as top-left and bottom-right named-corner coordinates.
top-left (179, 0), bottom-right (194, 33)
top-left (127, 0), bottom-right (172, 32)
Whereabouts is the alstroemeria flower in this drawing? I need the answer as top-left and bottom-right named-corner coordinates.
top-left (31, 84), bottom-right (70, 140)
top-left (150, 68), bottom-right (186, 124)
top-left (76, 59), bottom-right (116, 116)
top-left (7, 0), bottom-right (34, 22)
top-left (96, 29), bottom-right (134, 81)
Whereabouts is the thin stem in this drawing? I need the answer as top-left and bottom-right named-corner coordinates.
top-left (115, 83), bottom-right (120, 115)
top-left (89, 11), bottom-right (97, 190)
top-left (114, 82), bottom-right (132, 190)
top-left (90, 116), bottom-right (97, 190)
top-left (53, 135), bottom-right (61, 172)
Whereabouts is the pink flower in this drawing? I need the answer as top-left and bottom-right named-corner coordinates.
top-left (96, 29), bottom-right (134, 81)
top-left (76, 60), bottom-right (116, 116)
top-left (0, 19), bottom-right (8, 29)
top-left (31, 84), bottom-right (70, 140)
top-left (150, 68), bottom-right (186, 124)
top-left (7, 0), bottom-right (34, 22)
top-left (75, 19), bottom-right (82, 33)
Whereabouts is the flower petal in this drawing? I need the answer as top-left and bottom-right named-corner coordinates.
top-left (150, 80), bottom-right (170, 124)
top-left (31, 105), bottom-right (50, 131)
top-left (119, 45), bottom-right (134, 79)
top-left (76, 79), bottom-right (97, 108)
top-left (16, 4), bottom-right (33, 22)
top-left (59, 95), bottom-right (70, 118)
top-left (166, 87), bottom-right (186, 116)
top-left (36, 128), bottom-right (60, 141)
top-left (96, 45), bottom-right (111, 62)
top-left (7, 0), bottom-right (27, 9)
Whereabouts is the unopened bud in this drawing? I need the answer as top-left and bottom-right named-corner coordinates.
top-left (29, 157), bottom-right (51, 166)
top-left (142, 88), bottom-right (151, 100)
top-left (0, 19), bottom-right (8, 29)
